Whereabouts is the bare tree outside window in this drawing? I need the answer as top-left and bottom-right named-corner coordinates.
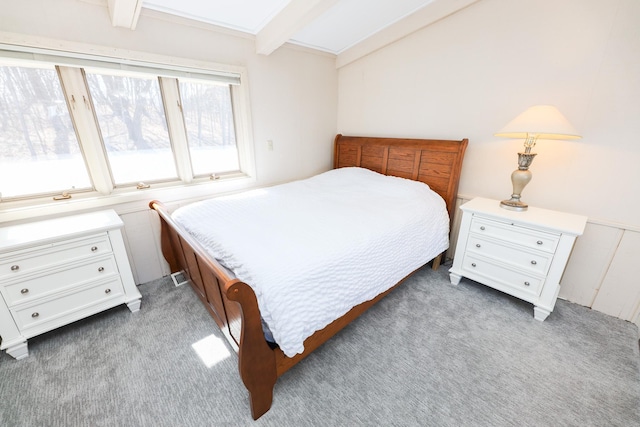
top-left (179, 80), bottom-right (239, 176)
top-left (86, 72), bottom-right (177, 185)
top-left (0, 65), bottom-right (92, 198)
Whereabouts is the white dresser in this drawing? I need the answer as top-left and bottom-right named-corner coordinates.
top-left (0, 210), bottom-right (142, 359)
top-left (449, 198), bottom-right (587, 321)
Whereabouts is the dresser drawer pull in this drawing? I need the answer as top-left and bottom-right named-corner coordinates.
top-left (471, 263), bottom-right (477, 267)
top-left (531, 260), bottom-right (537, 265)
top-left (537, 240), bottom-right (543, 245)
top-left (98, 267), bottom-right (105, 272)
top-left (31, 312), bottom-right (39, 318)
top-left (105, 288), bottom-right (111, 294)
top-left (475, 243), bottom-right (481, 248)
top-left (480, 226), bottom-right (486, 231)
top-left (20, 288), bottom-right (29, 294)
top-left (524, 282), bottom-right (530, 287)
top-left (11, 265), bottom-right (20, 271)
top-left (91, 246), bottom-right (98, 252)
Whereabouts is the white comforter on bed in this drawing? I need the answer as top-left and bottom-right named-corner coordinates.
top-left (172, 167), bottom-right (449, 357)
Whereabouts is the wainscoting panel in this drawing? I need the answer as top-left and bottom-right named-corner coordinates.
top-left (591, 230), bottom-right (640, 321)
top-left (120, 209), bottom-right (167, 285)
top-left (559, 222), bottom-right (623, 307)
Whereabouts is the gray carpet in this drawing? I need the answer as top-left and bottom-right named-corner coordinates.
top-left (1, 265), bottom-right (639, 427)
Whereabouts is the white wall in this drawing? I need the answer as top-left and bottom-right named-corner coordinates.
top-left (337, 0), bottom-right (640, 326)
top-left (0, 0), bottom-right (339, 283)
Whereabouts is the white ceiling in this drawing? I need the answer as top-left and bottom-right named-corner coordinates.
top-left (143, 0), bottom-right (292, 36)
top-left (143, 0), bottom-right (436, 55)
top-left (107, 0), bottom-right (480, 66)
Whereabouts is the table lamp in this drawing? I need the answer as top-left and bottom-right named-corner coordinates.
top-left (495, 105), bottom-right (581, 211)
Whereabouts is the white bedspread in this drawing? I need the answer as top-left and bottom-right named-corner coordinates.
top-left (172, 167), bottom-right (449, 357)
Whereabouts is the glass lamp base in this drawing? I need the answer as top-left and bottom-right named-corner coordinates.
top-left (500, 198), bottom-right (528, 211)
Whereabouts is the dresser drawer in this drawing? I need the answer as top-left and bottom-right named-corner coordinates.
top-left (2, 255), bottom-right (119, 307)
top-left (470, 217), bottom-right (559, 254)
top-left (0, 233), bottom-right (112, 279)
top-left (461, 254), bottom-right (543, 296)
top-left (466, 235), bottom-right (552, 275)
top-left (11, 278), bottom-right (124, 332)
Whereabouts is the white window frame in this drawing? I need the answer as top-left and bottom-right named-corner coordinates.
top-left (0, 43), bottom-right (256, 222)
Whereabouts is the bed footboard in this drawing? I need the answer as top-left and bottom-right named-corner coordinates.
top-left (150, 200), bottom-right (277, 419)
top-left (227, 281), bottom-right (278, 419)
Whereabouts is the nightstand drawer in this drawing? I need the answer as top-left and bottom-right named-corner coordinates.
top-left (470, 217), bottom-right (559, 253)
top-left (466, 235), bottom-right (552, 275)
top-left (11, 278), bottom-right (124, 332)
top-left (2, 255), bottom-right (119, 307)
top-left (461, 254), bottom-right (543, 296)
top-left (0, 234), bottom-right (112, 279)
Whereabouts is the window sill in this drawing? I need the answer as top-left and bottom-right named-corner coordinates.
top-left (0, 173), bottom-right (257, 224)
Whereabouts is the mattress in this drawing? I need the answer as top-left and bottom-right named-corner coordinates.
top-left (172, 167), bottom-right (449, 357)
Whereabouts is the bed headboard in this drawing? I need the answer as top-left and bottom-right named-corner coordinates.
top-left (333, 134), bottom-right (468, 222)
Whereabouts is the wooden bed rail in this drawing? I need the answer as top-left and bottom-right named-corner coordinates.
top-left (149, 200), bottom-right (277, 419)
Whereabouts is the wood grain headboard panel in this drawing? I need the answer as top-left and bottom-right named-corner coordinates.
top-left (333, 134), bottom-right (468, 222)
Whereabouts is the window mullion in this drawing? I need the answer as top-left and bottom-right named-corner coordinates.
top-left (159, 77), bottom-right (193, 183)
top-left (230, 76), bottom-right (255, 178)
top-left (57, 66), bottom-right (113, 195)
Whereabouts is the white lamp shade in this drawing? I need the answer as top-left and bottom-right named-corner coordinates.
top-left (495, 105), bottom-right (581, 140)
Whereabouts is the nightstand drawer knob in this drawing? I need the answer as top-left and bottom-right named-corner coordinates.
top-left (475, 243), bottom-right (481, 248)
top-left (91, 246), bottom-right (98, 252)
top-left (105, 288), bottom-right (111, 294)
top-left (531, 260), bottom-right (537, 265)
top-left (471, 263), bottom-right (477, 267)
top-left (536, 240), bottom-right (543, 245)
top-left (480, 226), bottom-right (486, 231)
top-left (21, 288), bottom-right (29, 294)
top-left (31, 312), bottom-right (39, 318)
top-left (11, 265), bottom-right (20, 271)
top-left (98, 267), bottom-right (105, 272)
top-left (524, 281), bottom-right (530, 286)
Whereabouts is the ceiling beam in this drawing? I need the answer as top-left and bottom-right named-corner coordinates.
top-left (256, 0), bottom-right (340, 56)
top-left (107, 0), bottom-right (143, 30)
top-left (336, 0), bottom-right (482, 68)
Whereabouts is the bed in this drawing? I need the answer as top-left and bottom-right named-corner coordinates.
top-left (149, 134), bottom-right (468, 419)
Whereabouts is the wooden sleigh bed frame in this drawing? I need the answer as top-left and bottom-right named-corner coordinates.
top-left (149, 134), bottom-right (468, 420)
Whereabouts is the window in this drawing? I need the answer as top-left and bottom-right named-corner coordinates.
top-left (0, 64), bottom-right (92, 199)
top-left (0, 47), bottom-right (250, 203)
top-left (179, 80), bottom-right (240, 176)
top-left (86, 72), bottom-right (177, 185)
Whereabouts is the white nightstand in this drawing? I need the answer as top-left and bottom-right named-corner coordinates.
top-left (449, 197), bottom-right (587, 321)
top-left (0, 210), bottom-right (142, 359)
